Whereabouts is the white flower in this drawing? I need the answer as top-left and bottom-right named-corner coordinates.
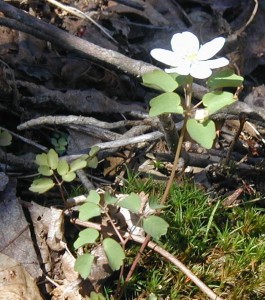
top-left (150, 31), bottom-right (229, 79)
top-left (194, 108), bottom-right (209, 122)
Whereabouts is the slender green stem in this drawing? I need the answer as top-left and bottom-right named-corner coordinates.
top-left (160, 78), bottom-right (193, 206)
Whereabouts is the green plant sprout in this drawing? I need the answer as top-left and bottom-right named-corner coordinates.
top-left (143, 31), bottom-right (243, 205)
top-left (29, 146), bottom-right (99, 197)
top-left (51, 132), bottom-right (69, 154)
top-left (0, 129), bottom-right (12, 146)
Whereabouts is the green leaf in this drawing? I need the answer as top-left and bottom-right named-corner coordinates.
top-left (207, 69), bottom-right (244, 89)
top-left (47, 149), bottom-right (59, 170)
top-left (149, 92), bottom-right (183, 117)
top-left (118, 192), bottom-right (141, 214)
top-left (202, 91), bottom-right (235, 115)
top-left (143, 216), bottom-right (169, 240)
top-left (74, 228), bottom-right (99, 249)
top-left (103, 238), bottom-right (125, 271)
top-left (89, 146), bottom-right (100, 157)
top-left (86, 190), bottom-right (100, 204)
top-left (70, 158), bottom-right (87, 172)
top-left (87, 156), bottom-right (98, 169)
top-left (58, 137), bottom-right (68, 146)
top-left (62, 172), bottom-right (76, 182)
top-left (0, 130), bottom-right (12, 146)
top-left (74, 253), bottom-right (94, 279)
top-left (105, 192), bottom-right (117, 205)
top-left (35, 153), bottom-right (48, 166)
top-left (79, 202), bottom-right (101, 221)
top-left (38, 165), bottom-right (53, 176)
top-left (57, 159), bottom-right (69, 176)
top-left (29, 178), bottom-right (55, 194)
top-left (187, 119), bottom-right (216, 149)
top-left (142, 70), bottom-right (179, 92)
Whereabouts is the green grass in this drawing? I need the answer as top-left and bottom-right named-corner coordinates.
top-left (117, 174), bottom-right (265, 299)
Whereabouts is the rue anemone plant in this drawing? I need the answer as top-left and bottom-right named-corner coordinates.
top-left (143, 31), bottom-right (244, 204)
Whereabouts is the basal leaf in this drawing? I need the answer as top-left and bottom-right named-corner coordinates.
top-left (207, 69), bottom-right (244, 89)
top-left (0, 130), bottom-right (12, 146)
top-left (74, 228), bottom-right (99, 249)
top-left (187, 119), bottom-right (216, 149)
top-left (57, 159), bottom-right (69, 176)
top-left (118, 192), bottom-right (141, 214)
top-left (62, 172), bottom-right (76, 182)
top-left (89, 146), bottom-right (100, 157)
top-left (142, 70), bottom-right (178, 92)
top-left (103, 238), bottom-right (125, 271)
top-left (79, 202), bottom-right (101, 221)
top-left (29, 178), bottom-right (55, 194)
top-left (35, 153), bottom-right (48, 166)
top-left (202, 91), bottom-right (235, 115)
top-left (143, 216), bottom-right (169, 240)
top-left (74, 253), bottom-right (94, 279)
top-left (87, 156), bottom-right (98, 169)
top-left (38, 165), bottom-right (53, 176)
top-left (47, 149), bottom-right (59, 170)
top-left (86, 190), bottom-right (100, 204)
top-left (149, 92), bottom-right (183, 117)
top-left (70, 158), bottom-right (87, 172)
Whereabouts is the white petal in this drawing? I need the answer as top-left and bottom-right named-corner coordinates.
top-left (190, 63), bottom-right (212, 79)
top-left (199, 57), bottom-right (229, 69)
top-left (197, 37), bottom-right (226, 60)
top-left (171, 32), bottom-right (199, 57)
top-left (174, 60), bottom-right (191, 76)
top-left (150, 49), bottom-right (180, 67)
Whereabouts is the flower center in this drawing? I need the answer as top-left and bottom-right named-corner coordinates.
top-left (186, 52), bottom-right (198, 62)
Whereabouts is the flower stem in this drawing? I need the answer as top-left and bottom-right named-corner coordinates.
top-left (160, 78), bottom-right (193, 206)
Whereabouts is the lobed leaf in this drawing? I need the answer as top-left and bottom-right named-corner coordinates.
top-left (47, 149), bottom-right (59, 170)
top-left (38, 165), bottom-right (53, 176)
top-left (143, 216), bottom-right (169, 240)
top-left (70, 158), bottom-right (87, 172)
top-left (104, 192), bottom-right (117, 205)
top-left (87, 156), bottom-right (98, 169)
top-left (149, 92), bottom-right (183, 117)
top-left (29, 178), bottom-right (55, 194)
top-left (117, 192), bottom-right (141, 214)
top-left (202, 91), bottom-right (235, 115)
top-left (207, 69), bottom-right (244, 89)
top-left (79, 202), bottom-right (101, 221)
top-left (62, 171), bottom-right (76, 182)
top-left (103, 238), bottom-right (125, 271)
top-left (35, 153), bottom-right (48, 166)
top-left (86, 190), bottom-right (100, 204)
top-left (142, 70), bottom-right (179, 92)
top-left (57, 159), bottom-right (69, 176)
top-left (74, 228), bottom-right (99, 249)
top-left (74, 253), bottom-right (94, 279)
top-left (89, 146), bottom-right (100, 157)
top-left (187, 119), bottom-right (216, 149)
